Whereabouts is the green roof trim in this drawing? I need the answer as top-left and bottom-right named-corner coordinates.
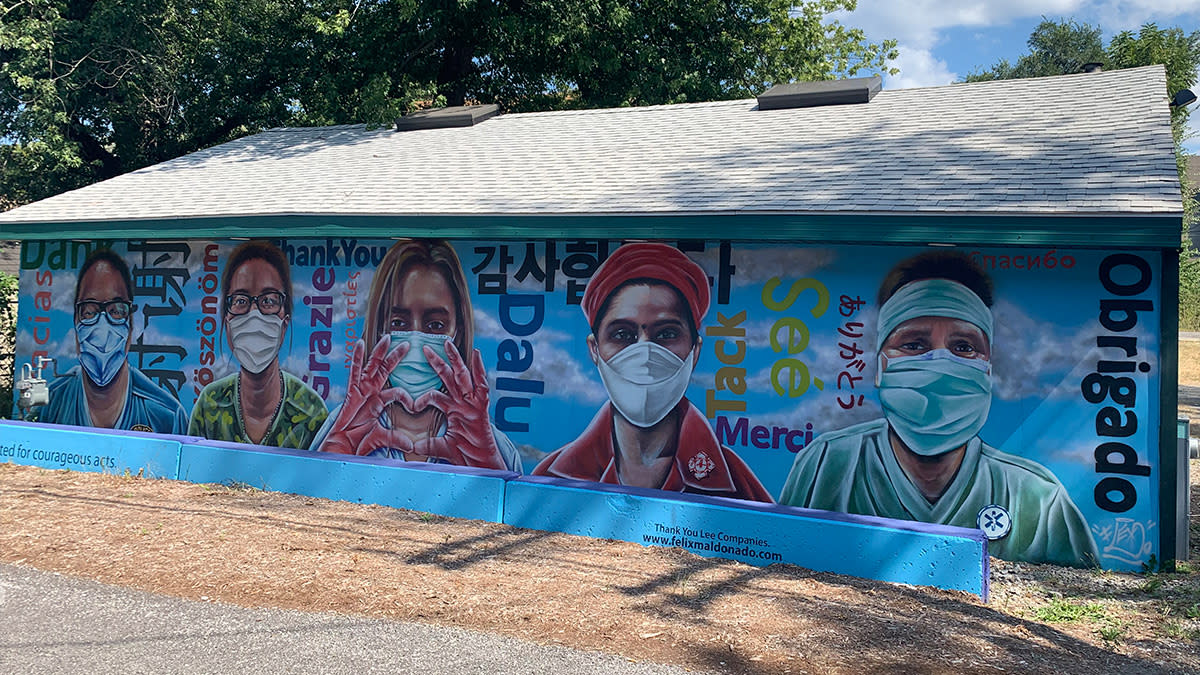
top-left (0, 212), bottom-right (1183, 248)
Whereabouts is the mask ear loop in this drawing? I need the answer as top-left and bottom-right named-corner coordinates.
top-left (283, 308), bottom-right (293, 360)
top-left (427, 333), bottom-right (455, 442)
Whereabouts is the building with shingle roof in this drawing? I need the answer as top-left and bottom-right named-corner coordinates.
top-left (0, 65), bottom-right (1183, 247)
top-left (0, 64), bottom-right (1191, 576)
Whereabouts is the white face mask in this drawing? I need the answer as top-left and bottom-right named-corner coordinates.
top-left (228, 309), bottom-right (285, 374)
top-left (596, 341), bottom-right (694, 428)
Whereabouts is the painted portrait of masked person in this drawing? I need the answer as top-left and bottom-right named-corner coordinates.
top-left (534, 243), bottom-right (771, 502)
top-left (37, 248), bottom-right (188, 434)
top-left (188, 241), bottom-right (328, 448)
top-left (310, 239), bottom-right (522, 472)
top-left (778, 250), bottom-right (1098, 566)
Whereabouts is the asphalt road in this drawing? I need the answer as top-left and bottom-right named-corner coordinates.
top-left (0, 564), bottom-right (704, 675)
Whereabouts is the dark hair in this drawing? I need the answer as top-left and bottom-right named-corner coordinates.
top-left (589, 278), bottom-right (700, 344)
top-left (75, 248), bottom-right (133, 302)
top-left (877, 251), bottom-right (994, 308)
top-left (222, 241), bottom-right (294, 318)
top-left (365, 239), bottom-right (473, 360)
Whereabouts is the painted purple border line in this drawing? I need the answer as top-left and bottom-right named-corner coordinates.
top-left (2, 419), bottom-right (204, 444)
top-left (184, 438), bottom-right (520, 480)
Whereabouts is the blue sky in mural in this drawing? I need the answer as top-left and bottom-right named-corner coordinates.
top-left (838, 0), bottom-right (1200, 153)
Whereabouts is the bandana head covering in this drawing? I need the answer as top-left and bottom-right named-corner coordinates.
top-left (876, 278), bottom-right (993, 352)
top-left (582, 243), bottom-right (710, 331)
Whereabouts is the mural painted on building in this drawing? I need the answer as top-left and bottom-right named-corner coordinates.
top-left (11, 237), bottom-right (1162, 569)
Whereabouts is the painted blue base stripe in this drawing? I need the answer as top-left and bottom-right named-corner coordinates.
top-left (503, 476), bottom-right (988, 598)
top-left (0, 420), bottom-right (183, 479)
top-left (0, 422), bottom-right (989, 598)
top-left (178, 441), bottom-right (515, 523)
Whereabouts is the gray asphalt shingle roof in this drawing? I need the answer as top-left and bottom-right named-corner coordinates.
top-left (0, 65), bottom-right (1183, 228)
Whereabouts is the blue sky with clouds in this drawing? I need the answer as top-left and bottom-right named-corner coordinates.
top-left (835, 1), bottom-right (1200, 153)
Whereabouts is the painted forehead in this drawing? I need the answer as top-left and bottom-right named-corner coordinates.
top-left (78, 260), bottom-right (131, 300)
top-left (229, 257), bottom-right (285, 289)
top-left (599, 282), bottom-right (689, 323)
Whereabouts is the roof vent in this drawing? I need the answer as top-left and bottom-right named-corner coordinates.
top-left (395, 104), bottom-right (500, 131)
top-left (1082, 62), bottom-right (1104, 73)
top-left (757, 75), bottom-right (882, 111)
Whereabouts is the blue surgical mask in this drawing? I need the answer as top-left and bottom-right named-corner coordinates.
top-left (76, 316), bottom-right (128, 387)
top-left (387, 331), bottom-right (449, 397)
top-left (877, 349), bottom-right (991, 457)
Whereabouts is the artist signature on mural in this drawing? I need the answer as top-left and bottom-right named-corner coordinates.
top-left (1092, 518), bottom-right (1156, 565)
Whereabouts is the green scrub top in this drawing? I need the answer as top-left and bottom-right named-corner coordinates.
top-left (779, 418), bottom-right (1099, 566)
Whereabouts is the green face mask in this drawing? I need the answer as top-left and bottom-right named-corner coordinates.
top-left (387, 331), bottom-right (449, 397)
top-left (878, 349), bottom-right (991, 457)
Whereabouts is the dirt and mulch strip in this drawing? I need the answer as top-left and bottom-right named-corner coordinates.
top-left (0, 463), bottom-right (1197, 675)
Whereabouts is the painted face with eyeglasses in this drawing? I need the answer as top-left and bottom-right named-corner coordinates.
top-left (224, 258), bottom-right (289, 375)
top-left (74, 260), bottom-right (134, 388)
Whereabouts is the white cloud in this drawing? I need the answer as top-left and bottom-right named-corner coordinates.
top-left (46, 270), bottom-right (78, 313)
top-left (837, 0), bottom-right (1084, 50)
top-left (838, 0), bottom-right (1200, 94)
top-left (13, 331), bottom-right (73, 370)
top-left (889, 46), bottom-right (957, 89)
top-left (727, 246), bottom-right (838, 288)
top-left (1090, 1), bottom-right (1200, 31)
top-left (473, 307), bottom-right (607, 404)
top-left (990, 299), bottom-right (1159, 402)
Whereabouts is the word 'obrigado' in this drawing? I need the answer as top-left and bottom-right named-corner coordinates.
top-left (1085, 253), bottom-right (1154, 513)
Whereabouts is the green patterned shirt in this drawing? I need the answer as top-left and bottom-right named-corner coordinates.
top-left (188, 371), bottom-right (328, 450)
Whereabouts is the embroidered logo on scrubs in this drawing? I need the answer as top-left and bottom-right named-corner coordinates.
top-left (977, 504), bottom-right (1012, 540)
top-left (130, 424), bottom-right (152, 433)
top-left (688, 451), bottom-right (715, 480)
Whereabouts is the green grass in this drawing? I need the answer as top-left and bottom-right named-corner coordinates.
top-left (1034, 598), bottom-right (1109, 623)
top-left (1141, 577), bottom-right (1165, 594)
top-left (1097, 623), bottom-right (1126, 646)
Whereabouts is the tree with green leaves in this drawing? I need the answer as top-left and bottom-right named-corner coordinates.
top-left (0, 0), bottom-right (896, 207)
top-left (968, 19), bottom-right (1200, 329)
top-left (965, 19), bottom-right (1106, 82)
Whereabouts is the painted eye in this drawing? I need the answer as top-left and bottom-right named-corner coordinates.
top-left (610, 328), bottom-right (635, 343)
top-left (259, 293), bottom-right (283, 312)
top-left (107, 302), bottom-right (132, 321)
top-left (953, 341), bottom-right (978, 355)
top-left (426, 320), bottom-right (447, 333)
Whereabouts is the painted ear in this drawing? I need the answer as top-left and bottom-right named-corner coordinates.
top-left (586, 334), bottom-right (600, 366)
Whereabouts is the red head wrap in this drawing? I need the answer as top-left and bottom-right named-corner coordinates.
top-left (582, 243), bottom-right (710, 331)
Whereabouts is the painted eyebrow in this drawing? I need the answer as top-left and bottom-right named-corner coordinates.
top-left (947, 329), bottom-right (986, 341)
top-left (889, 327), bottom-right (931, 339)
top-left (229, 286), bottom-right (282, 295)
